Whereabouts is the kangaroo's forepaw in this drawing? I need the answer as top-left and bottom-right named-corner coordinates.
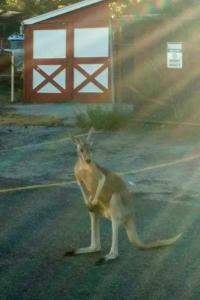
top-left (64, 249), bottom-right (76, 256)
top-left (87, 203), bottom-right (96, 212)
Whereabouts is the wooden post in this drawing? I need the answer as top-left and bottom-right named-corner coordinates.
top-left (109, 19), bottom-right (115, 104)
top-left (117, 19), bottom-right (123, 104)
top-left (111, 19), bottom-right (119, 104)
top-left (113, 18), bottom-right (122, 103)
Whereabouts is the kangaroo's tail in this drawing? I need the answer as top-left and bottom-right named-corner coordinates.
top-left (125, 218), bottom-right (182, 250)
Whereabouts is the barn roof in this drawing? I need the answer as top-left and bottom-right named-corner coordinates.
top-left (22, 0), bottom-right (106, 25)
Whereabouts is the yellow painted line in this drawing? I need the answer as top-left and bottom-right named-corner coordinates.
top-left (0, 153), bottom-right (199, 195)
top-left (0, 180), bottom-right (76, 194)
top-left (0, 137), bottom-right (71, 153)
top-left (119, 153), bottom-right (200, 175)
top-left (0, 130), bottom-right (104, 193)
top-left (0, 131), bottom-right (103, 153)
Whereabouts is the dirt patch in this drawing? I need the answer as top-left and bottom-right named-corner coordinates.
top-left (0, 113), bottom-right (64, 126)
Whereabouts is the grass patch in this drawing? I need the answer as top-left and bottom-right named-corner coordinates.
top-left (0, 113), bottom-right (64, 126)
top-left (0, 79), bottom-right (23, 104)
top-left (0, 84), bottom-right (11, 104)
top-left (75, 105), bottom-right (133, 130)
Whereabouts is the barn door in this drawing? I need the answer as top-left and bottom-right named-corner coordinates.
top-left (29, 26), bottom-right (110, 102)
top-left (73, 27), bottom-right (111, 102)
top-left (30, 27), bottom-right (70, 102)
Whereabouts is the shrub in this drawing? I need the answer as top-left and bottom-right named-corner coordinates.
top-left (75, 105), bottom-right (133, 130)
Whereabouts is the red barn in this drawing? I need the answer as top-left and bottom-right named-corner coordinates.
top-left (22, 0), bottom-right (112, 103)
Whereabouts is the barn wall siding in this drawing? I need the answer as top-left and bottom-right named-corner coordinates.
top-left (119, 15), bottom-right (200, 121)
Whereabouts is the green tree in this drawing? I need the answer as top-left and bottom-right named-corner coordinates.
top-left (2, 0), bottom-right (76, 17)
top-left (0, 0), bottom-right (7, 9)
top-left (109, 0), bottom-right (175, 18)
top-left (2, 0), bottom-right (199, 18)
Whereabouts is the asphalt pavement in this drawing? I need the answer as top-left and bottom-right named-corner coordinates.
top-left (1, 107), bottom-right (200, 300)
top-left (1, 184), bottom-right (198, 300)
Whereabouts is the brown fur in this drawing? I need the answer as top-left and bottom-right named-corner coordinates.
top-left (67, 129), bottom-right (182, 263)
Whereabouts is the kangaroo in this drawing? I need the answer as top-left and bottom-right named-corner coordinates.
top-left (65, 128), bottom-right (181, 264)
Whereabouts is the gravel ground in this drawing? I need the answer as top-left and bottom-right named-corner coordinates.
top-left (1, 104), bottom-right (200, 299)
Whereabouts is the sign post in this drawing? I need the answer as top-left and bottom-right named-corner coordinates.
top-left (11, 53), bottom-right (15, 103)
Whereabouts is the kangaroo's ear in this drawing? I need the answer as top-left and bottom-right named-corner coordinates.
top-left (86, 127), bottom-right (95, 142)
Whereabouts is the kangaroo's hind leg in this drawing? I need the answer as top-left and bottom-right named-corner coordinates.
top-left (65, 211), bottom-right (101, 256)
top-left (76, 211), bottom-right (101, 254)
top-left (96, 215), bottom-right (119, 265)
top-left (96, 192), bottom-right (129, 264)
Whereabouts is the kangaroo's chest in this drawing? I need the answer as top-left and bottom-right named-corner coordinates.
top-left (75, 163), bottom-right (99, 195)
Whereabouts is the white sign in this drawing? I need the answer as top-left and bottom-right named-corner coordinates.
top-left (167, 43), bottom-right (182, 69)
